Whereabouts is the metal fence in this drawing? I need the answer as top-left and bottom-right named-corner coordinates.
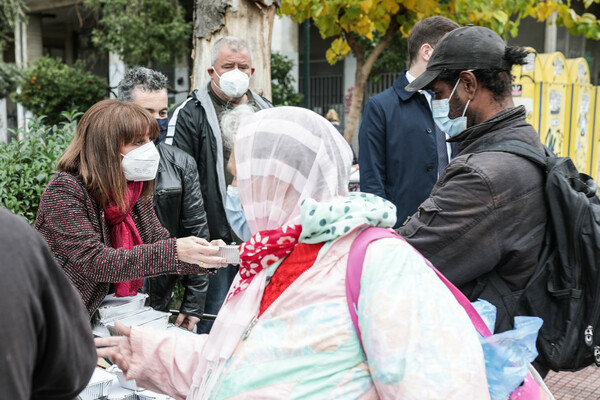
top-left (298, 71), bottom-right (401, 128)
top-left (299, 74), bottom-right (345, 123)
top-left (364, 72), bottom-right (400, 101)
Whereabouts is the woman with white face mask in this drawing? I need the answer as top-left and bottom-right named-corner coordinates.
top-left (35, 99), bottom-right (226, 316)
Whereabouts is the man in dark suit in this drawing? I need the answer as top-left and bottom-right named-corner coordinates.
top-left (358, 16), bottom-right (459, 228)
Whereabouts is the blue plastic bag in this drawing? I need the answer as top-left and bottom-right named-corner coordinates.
top-left (472, 300), bottom-right (543, 400)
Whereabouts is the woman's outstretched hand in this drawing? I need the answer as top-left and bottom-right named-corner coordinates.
top-left (95, 321), bottom-right (133, 375)
top-left (176, 237), bottom-right (226, 267)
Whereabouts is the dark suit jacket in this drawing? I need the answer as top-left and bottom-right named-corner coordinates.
top-left (358, 72), bottom-right (456, 227)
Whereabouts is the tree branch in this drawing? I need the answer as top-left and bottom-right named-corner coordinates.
top-left (345, 31), bottom-right (365, 65)
top-left (362, 11), bottom-right (401, 75)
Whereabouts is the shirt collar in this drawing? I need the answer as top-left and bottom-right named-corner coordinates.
top-left (406, 71), bottom-right (432, 106)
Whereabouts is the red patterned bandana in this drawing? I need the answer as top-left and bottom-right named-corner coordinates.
top-left (227, 224), bottom-right (302, 300)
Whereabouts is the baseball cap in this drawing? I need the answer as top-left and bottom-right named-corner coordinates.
top-left (405, 25), bottom-right (510, 92)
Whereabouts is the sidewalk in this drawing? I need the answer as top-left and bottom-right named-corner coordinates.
top-left (545, 366), bottom-right (600, 399)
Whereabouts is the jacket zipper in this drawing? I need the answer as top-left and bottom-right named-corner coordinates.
top-left (156, 188), bottom-right (180, 196)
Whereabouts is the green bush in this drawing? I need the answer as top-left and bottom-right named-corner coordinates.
top-left (271, 51), bottom-right (303, 106)
top-left (12, 57), bottom-right (107, 126)
top-left (0, 111), bottom-right (80, 224)
top-left (0, 61), bottom-right (22, 98)
top-left (85, 0), bottom-right (192, 67)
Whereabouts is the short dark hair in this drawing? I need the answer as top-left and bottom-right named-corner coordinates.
top-left (408, 17), bottom-right (459, 67)
top-left (437, 46), bottom-right (530, 101)
top-left (117, 66), bottom-right (168, 102)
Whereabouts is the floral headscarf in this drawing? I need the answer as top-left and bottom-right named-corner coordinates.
top-left (199, 107), bottom-right (354, 370)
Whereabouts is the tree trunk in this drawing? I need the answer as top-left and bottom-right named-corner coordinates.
top-left (342, 15), bottom-right (400, 145)
top-left (191, 0), bottom-right (278, 100)
top-left (343, 63), bottom-right (366, 144)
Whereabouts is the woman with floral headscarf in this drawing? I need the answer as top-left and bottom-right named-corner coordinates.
top-left (96, 107), bottom-right (489, 399)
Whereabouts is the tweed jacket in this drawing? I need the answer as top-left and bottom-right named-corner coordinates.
top-left (35, 171), bottom-right (211, 316)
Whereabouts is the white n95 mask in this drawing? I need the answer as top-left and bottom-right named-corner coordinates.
top-left (213, 67), bottom-right (250, 98)
top-left (121, 141), bottom-right (160, 181)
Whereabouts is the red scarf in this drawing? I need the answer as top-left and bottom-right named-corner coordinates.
top-left (259, 242), bottom-right (324, 316)
top-left (226, 224), bottom-right (303, 301)
top-left (105, 181), bottom-right (144, 297)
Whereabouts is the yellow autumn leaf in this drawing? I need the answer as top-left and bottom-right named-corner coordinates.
top-left (354, 17), bottom-right (375, 38)
top-left (326, 37), bottom-right (351, 64)
top-left (402, 0), bottom-right (418, 11)
top-left (417, 0), bottom-right (440, 16)
top-left (360, 0), bottom-right (374, 13)
top-left (536, 2), bottom-right (557, 21)
top-left (382, 0), bottom-right (400, 14)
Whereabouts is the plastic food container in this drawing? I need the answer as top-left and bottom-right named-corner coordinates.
top-left (137, 392), bottom-right (163, 400)
top-left (111, 394), bottom-right (138, 400)
top-left (106, 308), bottom-right (171, 335)
top-left (218, 244), bottom-right (240, 265)
top-left (166, 324), bottom-right (199, 337)
top-left (107, 365), bottom-right (140, 391)
top-left (96, 293), bottom-right (149, 321)
top-left (91, 318), bottom-right (111, 338)
top-left (77, 367), bottom-right (114, 400)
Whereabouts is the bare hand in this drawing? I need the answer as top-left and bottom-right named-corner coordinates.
top-left (176, 236), bottom-right (225, 266)
top-left (175, 313), bottom-right (201, 331)
top-left (210, 239), bottom-right (227, 247)
top-left (95, 321), bottom-right (133, 375)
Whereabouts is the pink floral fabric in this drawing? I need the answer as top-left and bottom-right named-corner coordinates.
top-left (227, 224), bottom-right (302, 300)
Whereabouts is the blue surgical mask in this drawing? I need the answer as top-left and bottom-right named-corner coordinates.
top-left (155, 118), bottom-right (168, 144)
top-left (431, 77), bottom-right (471, 137)
top-left (225, 185), bottom-right (252, 242)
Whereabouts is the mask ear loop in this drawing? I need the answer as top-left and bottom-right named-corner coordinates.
top-left (449, 78), bottom-right (461, 100)
top-left (461, 99), bottom-right (471, 117)
top-left (461, 69), bottom-right (474, 117)
top-left (449, 69), bottom-right (475, 100)
top-left (211, 66), bottom-right (224, 91)
top-left (450, 69), bottom-right (474, 116)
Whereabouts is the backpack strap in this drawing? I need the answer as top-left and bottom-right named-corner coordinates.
top-left (346, 227), bottom-right (398, 347)
top-left (346, 227), bottom-right (493, 353)
top-left (477, 139), bottom-right (549, 169)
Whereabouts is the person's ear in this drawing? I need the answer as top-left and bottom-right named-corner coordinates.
top-left (421, 43), bottom-right (434, 62)
top-left (208, 66), bottom-right (215, 78)
top-left (460, 71), bottom-right (478, 98)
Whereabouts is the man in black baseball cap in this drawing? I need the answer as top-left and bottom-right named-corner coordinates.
top-left (397, 25), bottom-right (550, 374)
top-left (405, 25), bottom-right (511, 93)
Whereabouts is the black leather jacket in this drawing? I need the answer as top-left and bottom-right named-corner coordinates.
top-left (148, 143), bottom-right (210, 318)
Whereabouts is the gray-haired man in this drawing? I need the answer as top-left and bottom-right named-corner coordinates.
top-left (118, 66), bottom-right (210, 331)
top-left (167, 36), bottom-right (273, 333)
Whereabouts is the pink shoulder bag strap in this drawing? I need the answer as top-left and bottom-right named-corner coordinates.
top-left (345, 227), bottom-right (553, 400)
